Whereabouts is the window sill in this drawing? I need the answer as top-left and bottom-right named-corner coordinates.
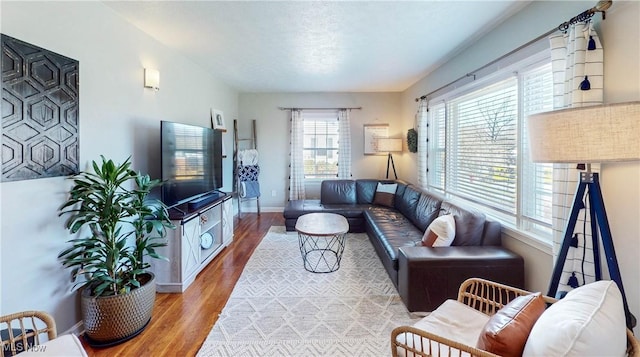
top-left (501, 225), bottom-right (552, 255)
top-left (439, 195), bottom-right (553, 255)
top-left (304, 178), bottom-right (330, 182)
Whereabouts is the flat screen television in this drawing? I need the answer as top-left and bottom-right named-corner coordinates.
top-left (161, 121), bottom-right (222, 208)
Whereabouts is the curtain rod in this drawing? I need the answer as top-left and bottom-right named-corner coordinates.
top-left (414, 0), bottom-right (612, 102)
top-left (278, 106), bottom-right (362, 111)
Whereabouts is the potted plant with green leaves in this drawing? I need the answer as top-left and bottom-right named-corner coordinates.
top-left (58, 156), bottom-right (174, 346)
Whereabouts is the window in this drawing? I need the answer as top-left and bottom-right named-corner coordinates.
top-left (520, 64), bottom-right (554, 233)
top-left (426, 60), bottom-right (553, 238)
top-left (302, 112), bottom-right (339, 178)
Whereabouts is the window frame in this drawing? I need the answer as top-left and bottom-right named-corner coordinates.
top-left (425, 51), bottom-right (554, 243)
top-left (301, 111), bottom-right (340, 180)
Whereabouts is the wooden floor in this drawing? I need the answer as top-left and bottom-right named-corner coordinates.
top-left (82, 212), bottom-right (284, 357)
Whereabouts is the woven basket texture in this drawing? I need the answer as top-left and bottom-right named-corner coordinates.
top-left (81, 273), bottom-right (155, 342)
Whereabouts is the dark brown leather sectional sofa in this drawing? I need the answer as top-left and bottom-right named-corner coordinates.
top-left (283, 179), bottom-right (525, 312)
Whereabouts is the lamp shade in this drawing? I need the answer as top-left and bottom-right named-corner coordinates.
top-left (527, 101), bottom-right (640, 163)
top-left (376, 138), bottom-right (403, 153)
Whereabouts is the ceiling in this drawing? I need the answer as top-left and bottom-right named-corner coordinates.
top-left (104, 1), bottom-right (532, 93)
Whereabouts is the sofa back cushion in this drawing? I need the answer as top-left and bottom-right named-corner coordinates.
top-left (320, 180), bottom-right (356, 204)
top-left (355, 179), bottom-right (409, 204)
top-left (395, 185), bottom-right (422, 224)
top-left (355, 179), bottom-right (381, 204)
top-left (412, 191), bottom-right (443, 231)
top-left (482, 219), bottom-right (502, 246)
top-left (393, 180), bottom-right (408, 202)
top-left (440, 200), bottom-right (486, 246)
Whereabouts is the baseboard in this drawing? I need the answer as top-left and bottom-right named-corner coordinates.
top-left (62, 320), bottom-right (84, 337)
top-left (238, 206), bottom-right (284, 213)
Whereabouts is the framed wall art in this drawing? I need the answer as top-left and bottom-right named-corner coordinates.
top-left (1, 34), bottom-right (79, 182)
top-left (211, 108), bottom-right (226, 131)
top-left (363, 123), bottom-right (388, 155)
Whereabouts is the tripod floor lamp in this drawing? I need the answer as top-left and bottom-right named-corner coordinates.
top-left (376, 138), bottom-right (403, 179)
top-left (527, 101), bottom-right (640, 330)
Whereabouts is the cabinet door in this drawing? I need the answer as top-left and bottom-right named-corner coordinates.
top-left (181, 217), bottom-right (200, 279)
top-left (222, 197), bottom-right (234, 245)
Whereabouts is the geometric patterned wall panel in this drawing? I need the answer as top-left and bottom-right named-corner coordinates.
top-left (1, 34), bottom-right (79, 182)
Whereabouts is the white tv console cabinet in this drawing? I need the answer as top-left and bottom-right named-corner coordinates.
top-left (151, 192), bottom-right (233, 293)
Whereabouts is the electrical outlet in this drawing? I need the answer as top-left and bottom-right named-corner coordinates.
top-left (271, 189), bottom-right (276, 197)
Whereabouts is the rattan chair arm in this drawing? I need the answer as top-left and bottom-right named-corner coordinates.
top-left (457, 278), bottom-right (557, 315)
top-left (627, 329), bottom-right (640, 357)
top-left (1, 310), bottom-right (57, 356)
top-left (391, 325), bottom-right (499, 357)
top-left (0, 310), bottom-right (57, 340)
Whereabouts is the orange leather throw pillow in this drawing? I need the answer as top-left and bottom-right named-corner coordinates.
top-left (476, 292), bottom-right (546, 357)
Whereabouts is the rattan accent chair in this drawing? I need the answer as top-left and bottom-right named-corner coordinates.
top-left (391, 278), bottom-right (640, 357)
top-left (0, 310), bottom-right (87, 356)
top-left (0, 311), bottom-right (56, 356)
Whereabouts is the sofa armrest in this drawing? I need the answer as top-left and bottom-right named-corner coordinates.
top-left (397, 246), bottom-right (524, 312)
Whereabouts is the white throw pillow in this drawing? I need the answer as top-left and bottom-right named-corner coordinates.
top-left (522, 280), bottom-right (626, 357)
top-left (421, 214), bottom-right (456, 247)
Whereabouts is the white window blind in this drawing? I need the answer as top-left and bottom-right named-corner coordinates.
top-left (302, 114), bottom-right (339, 178)
top-left (521, 63), bottom-right (554, 231)
top-left (426, 59), bottom-right (554, 239)
top-left (427, 103), bottom-right (446, 191)
top-left (447, 78), bottom-right (518, 213)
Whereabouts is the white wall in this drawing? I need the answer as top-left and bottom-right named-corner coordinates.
top-left (2, 0), bottom-right (638, 335)
top-left (238, 92), bottom-right (401, 210)
top-left (599, 0), bottom-right (640, 334)
top-left (400, 0), bottom-right (640, 331)
top-left (0, 1), bottom-right (237, 332)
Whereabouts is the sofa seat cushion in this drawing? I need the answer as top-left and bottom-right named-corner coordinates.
top-left (395, 299), bottom-right (490, 356)
top-left (364, 207), bottom-right (423, 269)
top-left (283, 199), bottom-right (307, 218)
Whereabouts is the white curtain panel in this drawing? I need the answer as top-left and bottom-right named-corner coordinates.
top-left (416, 99), bottom-right (428, 189)
top-left (289, 110), bottom-right (306, 200)
top-left (337, 109), bottom-right (352, 179)
top-left (549, 22), bottom-right (603, 293)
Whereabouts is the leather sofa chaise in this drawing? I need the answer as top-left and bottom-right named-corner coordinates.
top-left (283, 179), bottom-right (525, 312)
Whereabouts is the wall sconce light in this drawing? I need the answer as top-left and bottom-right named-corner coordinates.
top-left (144, 68), bottom-right (160, 91)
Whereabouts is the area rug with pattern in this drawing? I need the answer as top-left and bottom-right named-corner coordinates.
top-left (197, 226), bottom-right (419, 356)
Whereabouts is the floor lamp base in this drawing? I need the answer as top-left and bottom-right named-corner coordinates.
top-left (385, 153), bottom-right (397, 180)
top-left (548, 172), bottom-right (636, 329)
